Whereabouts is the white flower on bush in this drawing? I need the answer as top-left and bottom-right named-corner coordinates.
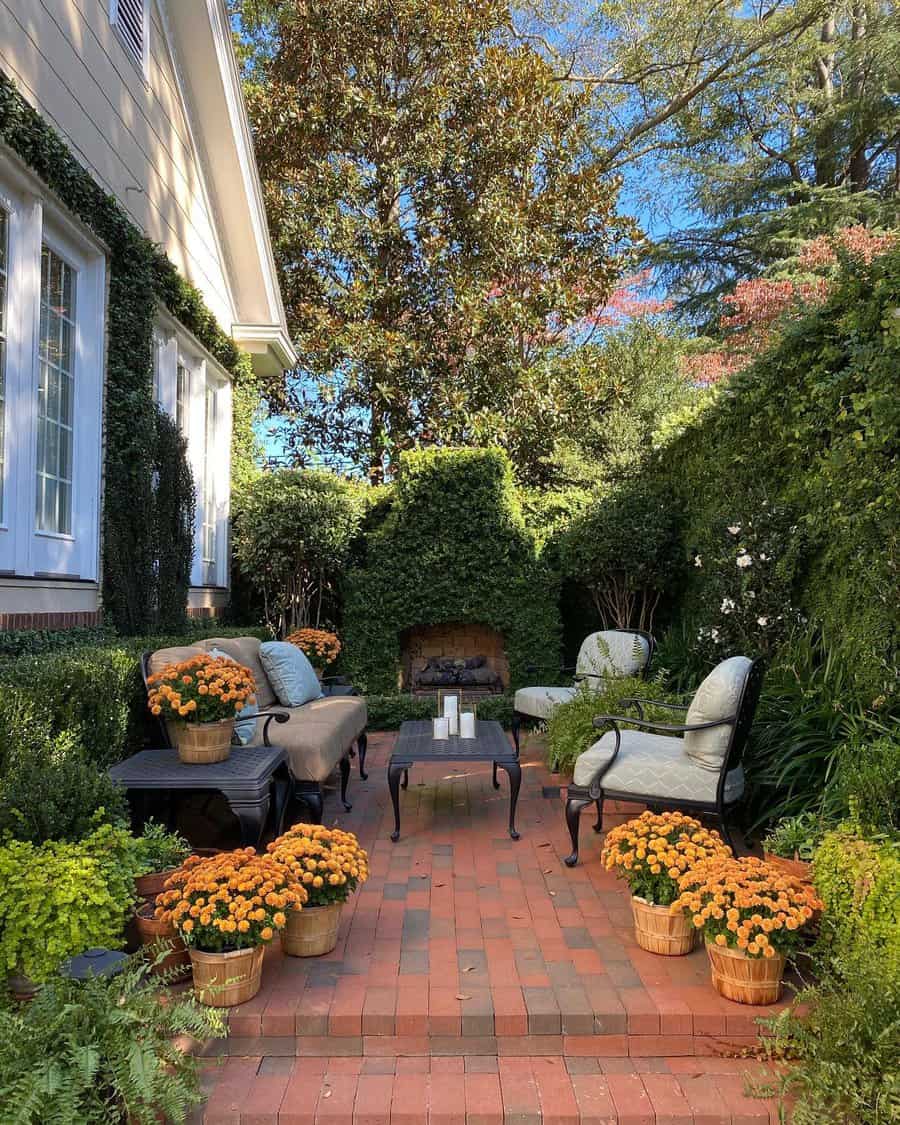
top-left (757, 616), bottom-right (769, 627)
top-left (747, 589), bottom-right (756, 599)
top-left (710, 628), bottom-right (720, 641)
top-left (759, 552), bottom-right (768, 561)
top-left (736, 552), bottom-right (752, 568)
top-left (727, 525), bottom-right (741, 535)
top-left (720, 597), bottom-right (735, 614)
top-left (693, 555), bottom-right (703, 568)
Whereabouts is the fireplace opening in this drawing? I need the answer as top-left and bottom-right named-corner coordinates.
top-left (400, 623), bottom-right (508, 696)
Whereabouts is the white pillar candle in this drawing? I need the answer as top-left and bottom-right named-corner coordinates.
top-left (447, 711), bottom-right (459, 736)
top-left (460, 712), bottom-right (476, 739)
top-left (433, 717), bottom-right (449, 740)
top-left (443, 695), bottom-right (458, 717)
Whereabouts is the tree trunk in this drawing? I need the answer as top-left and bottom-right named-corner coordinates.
top-left (814, 13), bottom-right (837, 187)
top-left (847, 2), bottom-right (870, 191)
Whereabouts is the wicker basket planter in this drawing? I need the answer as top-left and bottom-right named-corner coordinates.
top-left (631, 896), bottom-right (696, 956)
top-left (763, 852), bottom-right (812, 882)
top-left (189, 945), bottom-right (264, 1007)
top-left (282, 902), bottom-right (342, 957)
top-left (135, 868), bottom-right (179, 902)
top-left (172, 720), bottom-right (234, 765)
top-left (134, 904), bottom-right (191, 979)
top-left (706, 940), bottom-right (786, 1005)
top-left (7, 969), bottom-right (39, 1002)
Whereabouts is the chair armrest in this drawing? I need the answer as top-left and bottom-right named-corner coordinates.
top-left (320, 674), bottom-right (350, 685)
top-left (258, 710), bottom-right (290, 747)
top-left (619, 697), bottom-right (690, 720)
top-left (591, 713), bottom-right (736, 735)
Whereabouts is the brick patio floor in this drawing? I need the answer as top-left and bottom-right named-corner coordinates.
top-left (192, 730), bottom-right (788, 1123)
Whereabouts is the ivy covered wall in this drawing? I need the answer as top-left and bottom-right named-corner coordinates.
top-left (0, 72), bottom-right (255, 632)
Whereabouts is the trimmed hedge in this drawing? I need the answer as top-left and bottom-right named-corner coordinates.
top-left (344, 448), bottom-right (561, 694)
top-left (364, 693), bottom-right (514, 731)
top-left (0, 626), bottom-right (268, 770)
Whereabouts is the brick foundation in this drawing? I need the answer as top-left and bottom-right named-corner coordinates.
top-left (0, 610), bottom-right (103, 631)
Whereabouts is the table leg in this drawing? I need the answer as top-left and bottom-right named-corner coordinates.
top-left (273, 767), bottom-right (293, 837)
top-left (498, 761), bottom-right (522, 840)
top-left (388, 762), bottom-right (406, 842)
top-left (401, 768), bottom-right (409, 790)
top-left (492, 762), bottom-right (500, 790)
top-left (226, 794), bottom-right (270, 849)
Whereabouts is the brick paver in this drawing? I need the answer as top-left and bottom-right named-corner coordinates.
top-left (190, 732), bottom-right (788, 1123)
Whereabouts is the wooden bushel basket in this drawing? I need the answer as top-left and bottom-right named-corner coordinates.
top-left (134, 904), bottom-right (191, 979)
top-left (172, 719), bottom-right (234, 765)
top-left (282, 902), bottom-right (342, 957)
top-left (706, 940), bottom-right (786, 1005)
top-left (189, 945), bottom-right (264, 1007)
top-left (631, 896), bottom-right (696, 956)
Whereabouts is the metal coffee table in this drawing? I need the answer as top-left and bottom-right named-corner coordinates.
top-left (388, 720), bottom-right (521, 842)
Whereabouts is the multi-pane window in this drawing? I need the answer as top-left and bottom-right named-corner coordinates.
top-left (201, 385), bottom-right (217, 567)
top-left (0, 209), bottom-right (7, 523)
top-left (175, 362), bottom-right (189, 433)
top-left (36, 245), bottom-right (76, 535)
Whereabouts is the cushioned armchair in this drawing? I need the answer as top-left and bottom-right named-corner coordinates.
top-left (563, 656), bottom-right (764, 866)
top-left (512, 629), bottom-right (654, 754)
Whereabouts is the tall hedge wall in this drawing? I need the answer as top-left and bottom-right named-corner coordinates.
top-left (657, 247), bottom-right (900, 702)
top-left (343, 448), bottom-right (561, 694)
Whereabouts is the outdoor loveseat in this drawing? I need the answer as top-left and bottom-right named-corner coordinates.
top-left (145, 636), bottom-right (368, 822)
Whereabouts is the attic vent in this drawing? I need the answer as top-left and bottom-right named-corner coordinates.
top-left (110, 0), bottom-right (146, 68)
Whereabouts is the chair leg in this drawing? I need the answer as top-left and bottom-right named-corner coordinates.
top-left (357, 732), bottom-right (368, 780)
top-left (511, 711), bottom-right (522, 756)
top-left (564, 793), bottom-right (594, 867)
top-left (593, 797), bottom-right (604, 833)
top-left (717, 811), bottom-right (737, 854)
top-left (339, 755), bottom-right (352, 811)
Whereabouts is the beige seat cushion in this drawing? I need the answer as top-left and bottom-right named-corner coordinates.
top-left (250, 695), bottom-right (367, 782)
top-left (195, 636), bottom-right (277, 710)
top-left (514, 685), bottom-right (577, 720)
top-left (148, 645), bottom-right (204, 677)
top-left (576, 630), bottom-right (650, 687)
top-left (573, 729), bottom-right (744, 804)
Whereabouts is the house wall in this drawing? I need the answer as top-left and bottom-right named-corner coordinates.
top-left (0, 0), bottom-right (234, 329)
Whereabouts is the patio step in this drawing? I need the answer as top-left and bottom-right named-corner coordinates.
top-left (193, 1054), bottom-right (782, 1123)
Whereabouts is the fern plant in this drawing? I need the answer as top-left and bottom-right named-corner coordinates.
top-left (0, 955), bottom-right (224, 1123)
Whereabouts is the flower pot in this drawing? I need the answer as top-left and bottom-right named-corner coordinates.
top-left (189, 945), bottom-right (264, 1007)
top-left (135, 904), bottom-right (191, 979)
top-left (706, 939), bottom-right (786, 1005)
top-left (7, 969), bottom-right (39, 1002)
top-left (136, 868), bottom-right (179, 902)
top-left (763, 852), bottom-right (812, 882)
top-left (282, 902), bottom-right (342, 957)
top-left (172, 719), bottom-right (234, 765)
top-left (631, 896), bottom-right (697, 956)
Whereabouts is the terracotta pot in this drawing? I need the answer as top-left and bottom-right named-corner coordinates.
top-left (134, 904), bottom-right (191, 979)
top-left (706, 939), bottom-right (786, 1005)
top-left (282, 902), bottom-right (343, 957)
top-left (189, 945), bottom-right (264, 1007)
top-left (172, 719), bottom-right (234, 765)
top-left (135, 868), bottom-right (179, 902)
top-left (763, 852), bottom-right (812, 882)
top-left (631, 896), bottom-right (697, 956)
top-left (7, 969), bottom-right (39, 1002)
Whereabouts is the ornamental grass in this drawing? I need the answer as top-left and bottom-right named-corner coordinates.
top-left (147, 654), bottom-right (256, 723)
top-left (286, 628), bottom-right (341, 668)
top-left (268, 823), bottom-right (368, 907)
top-left (600, 811), bottom-right (732, 906)
top-left (154, 848), bottom-right (307, 951)
top-left (670, 854), bottom-right (823, 958)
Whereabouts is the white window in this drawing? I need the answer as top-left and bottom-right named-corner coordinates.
top-left (109, 0), bottom-right (148, 72)
top-left (153, 312), bottom-right (232, 590)
top-left (0, 160), bottom-right (105, 581)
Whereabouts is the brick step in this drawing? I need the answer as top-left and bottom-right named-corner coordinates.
top-left (194, 1054), bottom-right (782, 1124)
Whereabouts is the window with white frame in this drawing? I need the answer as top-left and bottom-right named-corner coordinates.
top-left (109, 0), bottom-right (148, 72)
top-left (0, 161), bottom-right (105, 581)
top-left (153, 316), bottom-right (231, 589)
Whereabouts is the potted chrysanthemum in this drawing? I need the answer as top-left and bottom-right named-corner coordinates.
top-left (670, 855), bottom-right (822, 1004)
top-left (285, 629), bottom-right (341, 678)
top-left (267, 824), bottom-right (368, 956)
top-left (600, 811), bottom-right (732, 956)
top-left (147, 654), bottom-right (256, 764)
top-left (154, 848), bottom-right (307, 1006)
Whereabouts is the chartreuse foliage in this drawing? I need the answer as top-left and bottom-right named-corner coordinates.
top-left (0, 71), bottom-right (255, 631)
top-left (0, 955), bottom-right (224, 1124)
top-left (344, 448), bottom-right (560, 693)
top-left (0, 825), bottom-right (140, 983)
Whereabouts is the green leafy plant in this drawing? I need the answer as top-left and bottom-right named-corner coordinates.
top-left (545, 674), bottom-right (681, 775)
top-left (825, 733), bottom-right (900, 836)
top-left (0, 826), bottom-right (140, 984)
top-left (762, 813), bottom-right (826, 862)
top-left (0, 954), bottom-right (225, 1124)
top-left (133, 821), bottom-right (192, 877)
top-left (756, 939), bottom-right (900, 1124)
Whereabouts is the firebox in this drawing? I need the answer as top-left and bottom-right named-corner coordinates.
top-left (400, 623), bottom-right (508, 696)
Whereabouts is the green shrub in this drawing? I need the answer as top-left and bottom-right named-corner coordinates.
top-left (364, 693), bottom-right (514, 731)
top-left (812, 827), bottom-right (900, 962)
top-left (762, 812), bottom-right (826, 861)
top-left (555, 476), bottom-right (680, 633)
top-left (0, 625), bottom-right (115, 659)
top-left (757, 939), bottom-right (900, 1125)
top-left (826, 733), bottom-right (900, 836)
top-left (0, 955), bottom-right (225, 1123)
top-left (0, 825), bottom-right (140, 983)
top-left (546, 675), bottom-right (682, 775)
top-left (344, 448), bottom-right (560, 694)
top-left (133, 821), bottom-right (192, 875)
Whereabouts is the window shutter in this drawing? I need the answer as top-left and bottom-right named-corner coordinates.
top-left (111, 0), bottom-right (146, 67)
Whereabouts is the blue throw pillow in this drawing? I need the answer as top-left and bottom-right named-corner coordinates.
top-left (259, 641), bottom-right (324, 708)
top-left (208, 647), bottom-right (259, 744)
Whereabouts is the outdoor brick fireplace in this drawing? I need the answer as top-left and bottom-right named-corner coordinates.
top-left (400, 623), bottom-right (509, 695)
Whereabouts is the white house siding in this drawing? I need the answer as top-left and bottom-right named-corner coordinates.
top-left (0, 0), bottom-right (234, 329)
